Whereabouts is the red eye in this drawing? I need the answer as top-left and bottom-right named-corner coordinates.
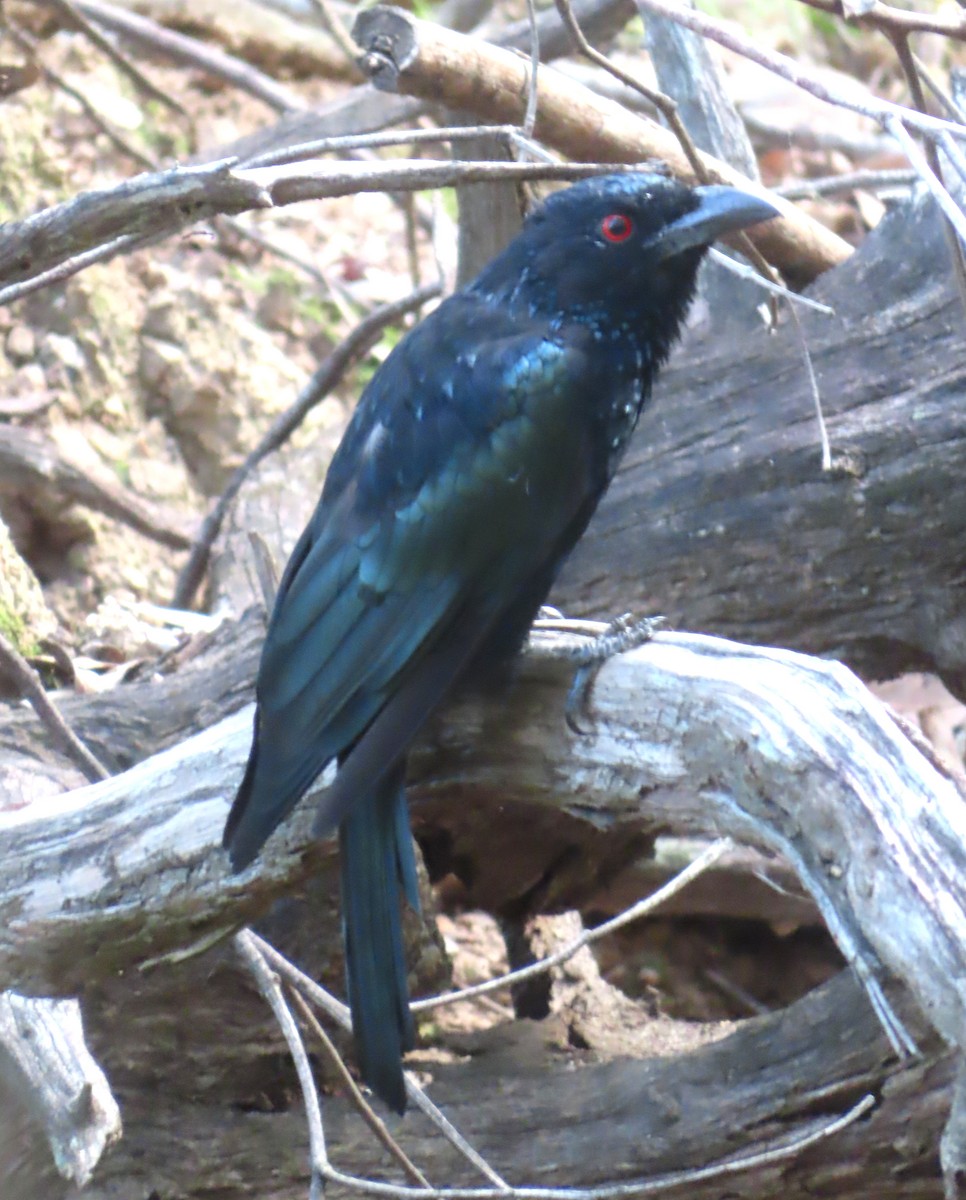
top-left (601, 213), bottom-right (633, 243)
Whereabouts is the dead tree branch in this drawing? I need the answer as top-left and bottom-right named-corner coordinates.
top-left (0, 158), bottom-right (626, 306)
top-left (2, 629), bottom-right (964, 1057)
top-left (352, 5), bottom-right (851, 284)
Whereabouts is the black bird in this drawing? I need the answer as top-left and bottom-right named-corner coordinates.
top-left (224, 172), bottom-right (777, 1112)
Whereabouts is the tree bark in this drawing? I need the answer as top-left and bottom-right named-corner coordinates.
top-left (2, 623), bottom-right (965, 1196)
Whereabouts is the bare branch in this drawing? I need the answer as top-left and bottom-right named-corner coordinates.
top-left (0, 632), bottom-right (109, 784)
top-left (0, 158), bottom-right (624, 305)
top-left (352, 6), bottom-right (851, 283)
top-left (76, 0), bottom-right (304, 114)
top-left (34, 0), bottom-right (188, 118)
top-left (0, 424), bottom-right (192, 551)
top-left (234, 931), bottom-right (327, 1195)
top-left (2, 631), bottom-right (965, 1067)
top-left (411, 839), bottom-right (734, 1012)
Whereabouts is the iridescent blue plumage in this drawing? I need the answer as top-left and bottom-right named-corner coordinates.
top-left (224, 172), bottom-right (777, 1112)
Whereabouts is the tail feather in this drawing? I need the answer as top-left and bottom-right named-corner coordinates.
top-left (339, 763), bottom-right (416, 1113)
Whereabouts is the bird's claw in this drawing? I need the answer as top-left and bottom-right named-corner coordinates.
top-left (564, 614), bottom-right (666, 735)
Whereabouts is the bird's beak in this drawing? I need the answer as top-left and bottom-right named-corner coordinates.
top-left (651, 185), bottom-right (779, 259)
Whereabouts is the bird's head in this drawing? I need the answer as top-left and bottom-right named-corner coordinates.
top-left (471, 171), bottom-right (778, 347)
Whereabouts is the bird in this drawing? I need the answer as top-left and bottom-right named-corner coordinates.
top-left (223, 171), bottom-right (778, 1113)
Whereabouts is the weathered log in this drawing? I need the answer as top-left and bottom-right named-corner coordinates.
top-left (1, 626), bottom-right (963, 1196)
top-left (57, 973), bottom-right (956, 1200)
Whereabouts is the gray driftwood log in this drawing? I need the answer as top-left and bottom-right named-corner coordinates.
top-left (1, 626), bottom-right (965, 1197)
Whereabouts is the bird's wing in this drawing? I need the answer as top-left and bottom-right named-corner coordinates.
top-left (224, 301), bottom-right (599, 866)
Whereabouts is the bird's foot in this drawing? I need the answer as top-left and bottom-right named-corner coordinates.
top-left (565, 614), bottom-right (666, 734)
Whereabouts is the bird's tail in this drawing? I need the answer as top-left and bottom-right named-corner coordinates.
top-left (339, 761), bottom-right (419, 1113)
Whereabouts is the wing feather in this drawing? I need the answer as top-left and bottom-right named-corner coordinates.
top-left (225, 301), bottom-right (603, 866)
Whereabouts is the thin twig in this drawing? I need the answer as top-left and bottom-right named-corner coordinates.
top-left (247, 934), bottom-right (511, 1190)
top-left (886, 116), bottom-right (966, 245)
top-left (0, 632), bottom-right (109, 783)
top-left (6, 24), bottom-right (155, 170)
top-left (911, 51), bottom-right (966, 125)
top-left (888, 31), bottom-right (966, 317)
top-left (402, 191), bottom-right (422, 290)
top-left (523, 0), bottom-right (541, 138)
top-left (707, 249), bottom-right (834, 315)
top-left (0, 425), bottom-right (192, 551)
top-left (305, 0), bottom-right (363, 69)
top-left (413, 839), bottom-right (733, 1012)
top-left (35, 0), bottom-right (188, 118)
top-left (0, 159), bottom-right (621, 307)
top-left (234, 931), bottom-right (328, 1196)
top-left (248, 531), bottom-right (280, 608)
top-left (939, 131), bottom-right (966, 188)
top-left (632, 0), bottom-right (966, 141)
top-left (286, 987), bottom-right (431, 1188)
top-left (787, 301), bottom-right (831, 470)
top-left (554, 0), bottom-right (706, 182)
top-left (216, 214), bottom-right (338, 291)
top-left (0, 233), bottom-right (142, 307)
top-left (556, 0), bottom-right (782, 300)
top-left (172, 281), bottom-right (440, 608)
top-left (77, 0), bottom-right (302, 114)
top-left (241, 124), bottom-right (534, 170)
top-left (794, 0), bottom-right (966, 42)
top-left (777, 167), bottom-right (917, 199)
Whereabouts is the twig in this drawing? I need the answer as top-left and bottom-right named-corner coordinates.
top-left (794, 0), bottom-right (966, 41)
top-left (707, 248), bottom-right (835, 315)
top-left (234, 931), bottom-right (328, 1195)
top-left (0, 424), bottom-right (192, 551)
top-left (35, 0), bottom-right (188, 118)
top-left (171, 281), bottom-right (441, 608)
top-left (743, 110), bottom-right (893, 158)
top-left (886, 116), bottom-right (966, 246)
top-left (558, 0), bottom-right (796, 308)
top-left (286, 987), bottom-right (431, 1188)
top-left (241, 124), bottom-right (535, 170)
top-left (523, 0), bottom-right (541, 138)
top-left (76, 0), bottom-right (303, 114)
top-left (247, 530), bottom-right (280, 608)
top-left (911, 51), bottom-right (966, 125)
top-left (940, 131), bottom-right (966, 189)
top-left (0, 632), bottom-right (109, 784)
top-left (402, 191), bottom-right (421, 290)
top-left (777, 167), bottom-right (917, 199)
top-left (554, 0), bottom-right (706, 182)
top-left (0, 233), bottom-right (143, 307)
top-left (703, 967), bottom-right (769, 1015)
top-left (787, 301), bottom-right (831, 470)
top-left (0, 159), bottom-right (624, 305)
top-left (412, 839), bottom-right (734, 1012)
top-left (305, 0), bottom-right (362, 69)
top-left (6, 23), bottom-right (155, 170)
top-left (631, 0), bottom-right (966, 141)
top-left (351, 7), bottom-right (851, 281)
top-left (887, 31), bottom-right (966, 316)
top-left (215, 214), bottom-right (337, 291)
top-left (247, 934), bottom-right (511, 1190)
